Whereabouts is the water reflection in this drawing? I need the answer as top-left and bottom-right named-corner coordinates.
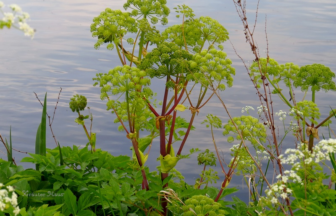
top-left (0, 0), bottom-right (335, 203)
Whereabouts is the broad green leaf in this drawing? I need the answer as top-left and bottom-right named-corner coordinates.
top-left (77, 210), bottom-right (96, 216)
top-left (77, 192), bottom-right (99, 211)
top-left (64, 189), bottom-right (77, 215)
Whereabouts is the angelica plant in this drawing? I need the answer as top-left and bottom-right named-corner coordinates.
top-left (89, 1), bottom-right (237, 215)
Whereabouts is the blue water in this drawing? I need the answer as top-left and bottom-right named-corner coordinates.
top-left (0, 0), bottom-right (335, 202)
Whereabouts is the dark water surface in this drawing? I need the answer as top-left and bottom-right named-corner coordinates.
top-left (0, 0), bottom-right (335, 202)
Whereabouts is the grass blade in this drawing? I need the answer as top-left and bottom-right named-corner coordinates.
top-left (58, 142), bottom-right (63, 166)
top-left (9, 126), bottom-right (13, 165)
top-left (35, 123), bottom-right (41, 170)
top-left (40, 93), bottom-right (47, 156)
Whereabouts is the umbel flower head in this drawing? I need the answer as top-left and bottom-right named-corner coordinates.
top-left (93, 65), bottom-right (154, 131)
top-left (163, 5), bottom-right (229, 52)
top-left (139, 41), bottom-right (193, 80)
top-left (69, 95), bottom-right (87, 113)
top-left (294, 63), bottom-right (336, 92)
top-left (90, 8), bottom-right (137, 50)
top-left (182, 195), bottom-right (227, 216)
top-left (249, 58), bottom-right (300, 90)
top-left (223, 115), bottom-right (267, 146)
top-left (123, 0), bottom-right (170, 25)
top-left (187, 49), bottom-right (235, 91)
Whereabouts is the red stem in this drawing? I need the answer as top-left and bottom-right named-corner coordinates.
top-left (176, 113), bottom-right (196, 156)
top-left (166, 88), bottom-right (185, 116)
top-left (198, 164), bottom-right (207, 189)
top-left (144, 98), bottom-right (159, 117)
top-left (131, 139), bottom-right (149, 190)
top-left (167, 110), bottom-right (177, 154)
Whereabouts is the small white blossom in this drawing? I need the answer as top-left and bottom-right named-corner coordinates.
top-left (276, 110), bottom-right (287, 121)
top-left (0, 201), bottom-right (5, 211)
top-left (271, 197), bottom-right (278, 204)
top-left (241, 106), bottom-right (255, 114)
top-left (257, 105), bottom-right (268, 115)
top-left (13, 207), bottom-right (20, 216)
top-left (9, 4), bottom-right (22, 12)
top-left (3, 12), bottom-right (14, 22)
top-left (280, 193), bottom-right (287, 199)
top-left (7, 186), bottom-right (14, 192)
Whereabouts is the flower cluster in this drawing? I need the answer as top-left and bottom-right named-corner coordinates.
top-left (256, 150), bottom-right (270, 161)
top-left (0, 183), bottom-right (20, 216)
top-left (223, 115), bottom-right (267, 145)
top-left (257, 105), bottom-right (267, 115)
top-left (69, 94), bottom-right (87, 113)
top-left (249, 58), bottom-right (280, 88)
top-left (0, 2), bottom-right (34, 38)
top-left (293, 64), bottom-right (336, 93)
top-left (264, 182), bottom-right (292, 203)
top-left (91, 8), bottom-right (137, 50)
top-left (197, 149), bottom-right (216, 166)
top-left (279, 139), bottom-right (336, 173)
top-left (230, 143), bottom-right (257, 175)
top-left (139, 41), bottom-right (193, 80)
top-left (275, 110), bottom-right (287, 121)
top-left (241, 106), bottom-right (255, 114)
top-left (291, 100), bottom-right (320, 124)
top-left (187, 49), bottom-right (235, 90)
top-left (162, 8), bottom-right (229, 52)
top-left (123, 0), bottom-right (170, 25)
top-left (182, 195), bottom-right (226, 216)
top-left (93, 65), bottom-right (155, 131)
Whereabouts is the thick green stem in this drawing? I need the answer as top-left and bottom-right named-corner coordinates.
top-left (266, 75), bottom-right (292, 108)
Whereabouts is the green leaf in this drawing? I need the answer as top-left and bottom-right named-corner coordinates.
top-left (77, 210), bottom-right (96, 216)
top-left (58, 142), bottom-right (64, 166)
top-left (40, 93), bottom-right (47, 156)
top-left (6, 126), bottom-right (13, 165)
top-left (35, 124), bottom-right (41, 170)
top-left (75, 118), bottom-right (85, 125)
top-left (64, 189), bottom-right (77, 215)
top-left (77, 192), bottom-right (99, 211)
top-left (162, 174), bottom-right (173, 185)
top-left (53, 182), bottom-right (63, 190)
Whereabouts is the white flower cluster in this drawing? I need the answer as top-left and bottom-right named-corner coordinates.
top-left (279, 139), bottom-right (336, 169)
top-left (0, 2), bottom-right (34, 38)
top-left (241, 106), bottom-right (255, 114)
top-left (289, 121), bottom-right (299, 132)
top-left (276, 170), bottom-right (302, 184)
top-left (257, 105), bottom-right (268, 115)
top-left (0, 183), bottom-right (20, 216)
top-left (289, 107), bottom-right (303, 116)
top-left (275, 110), bottom-right (287, 121)
top-left (265, 182), bottom-right (292, 204)
top-left (256, 150), bottom-right (270, 160)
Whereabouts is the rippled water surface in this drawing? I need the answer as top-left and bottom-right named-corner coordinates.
top-left (0, 0), bottom-right (335, 201)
